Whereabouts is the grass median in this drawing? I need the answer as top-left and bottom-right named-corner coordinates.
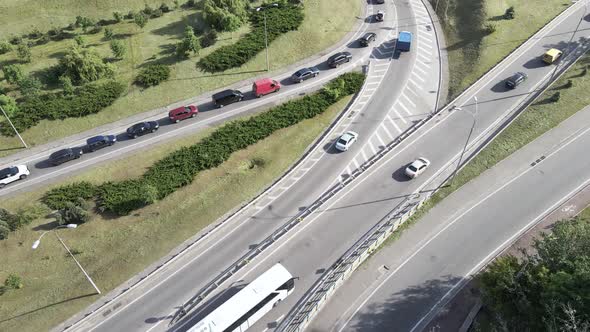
top-left (432, 0), bottom-right (571, 99)
top-left (0, 0), bottom-right (361, 157)
top-left (0, 95), bottom-right (352, 331)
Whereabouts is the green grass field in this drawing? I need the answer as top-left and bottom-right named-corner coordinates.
top-left (0, 0), bottom-right (361, 157)
top-left (437, 0), bottom-right (570, 99)
top-left (0, 95), bottom-right (352, 332)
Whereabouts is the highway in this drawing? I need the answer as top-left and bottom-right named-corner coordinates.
top-left (0, 0), bottom-right (384, 198)
top-left (307, 93), bottom-right (590, 332)
top-left (53, 0), bottom-right (588, 332)
top-left (162, 2), bottom-right (590, 332)
top-left (55, 0), bottom-right (444, 330)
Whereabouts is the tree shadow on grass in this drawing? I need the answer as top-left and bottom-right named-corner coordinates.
top-left (151, 12), bottom-right (203, 38)
top-left (0, 293), bottom-right (96, 324)
top-left (344, 275), bottom-right (463, 332)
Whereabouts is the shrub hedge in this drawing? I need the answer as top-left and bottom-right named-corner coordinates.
top-left (43, 181), bottom-right (97, 210)
top-left (197, 3), bottom-right (304, 72)
top-left (0, 80), bottom-right (125, 135)
top-left (135, 64), bottom-right (171, 88)
top-left (42, 72), bottom-right (365, 215)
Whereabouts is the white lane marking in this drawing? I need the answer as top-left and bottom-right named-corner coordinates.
top-left (352, 158), bottom-right (360, 170)
top-left (392, 109), bottom-right (408, 124)
top-left (380, 122), bottom-right (395, 140)
top-left (368, 141), bottom-right (378, 155)
top-left (360, 149), bottom-right (369, 162)
top-left (402, 93), bottom-right (417, 108)
top-left (411, 73), bottom-right (426, 83)
top-left (413, 63), bottom-right (428, 75)
top-left (417, 52), bottom-right (430, 62)
top-left (339, 122), bottom-right (590, 332)
top-left (375, 132), bottom-right (387, 147)
top-left (386, 115), bottom-right (403, 132)
top-left (398, 101), bottom-right (413, 116)
top-left (409, 77), bottom-right (423, 87)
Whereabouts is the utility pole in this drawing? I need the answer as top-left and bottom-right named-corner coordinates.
top-left (0, 104), bottom-right (28, 149)
top-left (449, 96), bottom-right (478, 186)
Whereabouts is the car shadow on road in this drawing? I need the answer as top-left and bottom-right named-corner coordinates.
top-left (392, 164), bottom-right (412, 182)
top-left (322, 139), bottom-right (339, 154)
top-left (159, 283), bottom-right (246, 329)
top-left (522, 57), bottom-right (547, 69)
top-left (490, 80), bottom-right (510, 93)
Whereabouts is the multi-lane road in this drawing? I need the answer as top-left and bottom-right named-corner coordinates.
top-left (55, 0), bottom-right (444, 330)
top-left (0, 0), bottom-right (394, 198)
top-left (44, 0), bottom-right (590, 331)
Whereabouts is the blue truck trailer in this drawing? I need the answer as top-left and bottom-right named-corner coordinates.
top-left (397, 31), bottom-right (412, 52)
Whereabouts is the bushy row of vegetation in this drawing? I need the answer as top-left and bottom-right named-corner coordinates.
top-left (198, 2), bottom-right (304, 72)
top-left (43, 72), bottom-right (365, 215)
top-left (0, 80), bottom-right (125, 135)
top-left (0, 208), bottom-right (34, 240)
top-left (478, 217), bottom-right (590, 331)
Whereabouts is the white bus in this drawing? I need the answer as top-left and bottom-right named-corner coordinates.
top-left (188, 263), bottom-right (296, 332)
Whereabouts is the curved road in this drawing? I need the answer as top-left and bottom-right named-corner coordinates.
top-left (0, 0), bottom-right (375, 198)
top-left (55, 0), bottom-right (442, 330)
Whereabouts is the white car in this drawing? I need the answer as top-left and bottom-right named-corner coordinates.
top-left (405, 157), bottom-right (430, 178)
top-left (0, 165), bottom-right (30, 188)
top-left (335, 131), bottom-right (359, 152)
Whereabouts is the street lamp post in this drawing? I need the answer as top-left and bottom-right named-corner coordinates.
top-left (256, 3), bottom-right (278, 72)
top-left (0, 104), bottom-right (28, 149)
top-left (449, 96), bottom-right (478, 186)
top-left (32, 224), bottom-right (101, 295)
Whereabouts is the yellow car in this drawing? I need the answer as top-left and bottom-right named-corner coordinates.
top-left (542, 48), bottom-right (562, 64)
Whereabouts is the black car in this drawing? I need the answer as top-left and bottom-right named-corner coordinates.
top-left (359, 32), bottom-right (376, 47)
top-left (86, 135), bottom-right (117, 152)
top-left (49, 147), bottom-right (83, 166)
top-left (291, 67), bottom-right (320, 83)
top-left (505, 72), bottom-right (527, 89)
top-left (327, 51), bottom-right (352, 68)
top-left (212, 89), bottom-right (244, 108)
top-left (127, 121), bottom-right (159, 139)
top-left (374, 0), bottom-right (385, 3)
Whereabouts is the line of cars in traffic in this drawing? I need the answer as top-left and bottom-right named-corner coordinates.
top-left (0, 47), bottom-right (365, 188)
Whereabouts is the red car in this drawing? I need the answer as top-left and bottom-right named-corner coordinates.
top-left (169, 105), bottom-right (198, 123)
top-left (252, 78), bottom-right (280, 98)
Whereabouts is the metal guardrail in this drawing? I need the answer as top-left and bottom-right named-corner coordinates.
top-left (276, 28), bottom-right (590, 332)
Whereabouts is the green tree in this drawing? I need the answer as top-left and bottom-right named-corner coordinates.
top-left (74, 35), bottom-right (86, 47)
top-left (59, 75), bottom-right (75, 96)
top-left (58, 45), bottom-right (115, 83)
top-left (104, 27), bottom-right (114, 40)
top-left (110, 39), bottom-right (126, 59)
top-left (0, 220), bottom-right (9, 240)
top-left (176, 25), bottom-right (201, 57)
top-left (55, 202), bottom-right (90, 225)
top-left (479, 217), bottom-right (590, 331)
top-left (16, 43), bottom-right (32, 62)
top-left (135, 64), bottom-right (170, 87)
top-left (17, 76), bottom-right (43, 98)
top-left (2, 64), bottom-right (24, 84)
top-left (134, 12), bottom-right (149, 29)
top-left (203, 0), bottom-right (249, 32)
top-left (113, 11), bottom-right (123, 23)
top-left (0, 40), bottom-right (12, 55)
top-left (4, 273), bottom-right (23, 290)
top-left (75, 16), bottom-right (96, 33)
top-left (0, 94), bottom-right (19, 117)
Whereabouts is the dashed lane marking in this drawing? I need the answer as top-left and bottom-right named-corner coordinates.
top-left (386, 115), bottom-right (403, 132)
top-left (380, 122), bottom-right (395, 140)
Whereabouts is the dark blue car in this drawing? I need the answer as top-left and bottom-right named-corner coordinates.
top-left (291, 67), bottom-right (320, 83)
top-left (86, 135), bottom-right (117, 152)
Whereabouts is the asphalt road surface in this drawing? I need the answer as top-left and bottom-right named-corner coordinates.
top-left (56, 1), bottom-right (588, 332)
top-left (161, 2), bottom-right (590, 332)
top-left (56, 0), bottom-right (436, 330)
top-left (0, 1), bottom-right (386, 198)
top-left (309, 90), bottom-right (590, 332)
